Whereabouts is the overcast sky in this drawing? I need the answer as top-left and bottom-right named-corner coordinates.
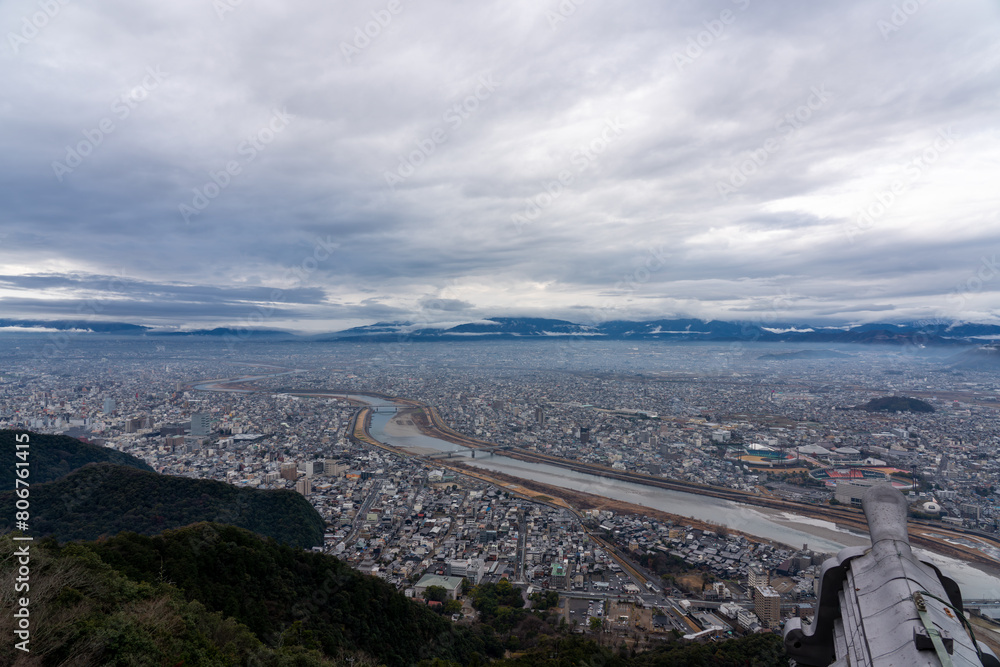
top-left (1, 0), bottom-right (998, 332)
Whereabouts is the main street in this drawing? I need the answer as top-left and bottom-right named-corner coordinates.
top-left (346, 479), bottom-right (384, 545)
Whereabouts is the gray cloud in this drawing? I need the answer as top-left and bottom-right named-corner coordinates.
top-left (0, 0), bottom-right (998, 332)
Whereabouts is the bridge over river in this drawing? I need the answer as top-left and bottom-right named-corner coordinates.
top-left (424, 444), bottom-right (513, 459)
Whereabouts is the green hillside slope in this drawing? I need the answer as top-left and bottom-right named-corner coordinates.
top-left (0, 533), bottom-right (346, 666)
top-left (90, 523), bottom-right (503, 667)
top-left (0, 429), bottom-right (154, 490)
top-left (0, 462), bottom-right (325, 547)
top-left (0, 525), bottom-right (789, 667)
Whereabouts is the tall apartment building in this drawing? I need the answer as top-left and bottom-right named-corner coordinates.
top-left (748, 563), bottom-right (769, 589)
top-left (280, 462), bottom-right (298, 481)
top-left (190, 412), bottom-right (212, 436)
top-left (324, 459), bottom-right (348, 476)
top-left (753, 585), bottom-right (782, 630)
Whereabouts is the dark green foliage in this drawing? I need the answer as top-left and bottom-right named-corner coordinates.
top-left (0, 462), bottom-right (325, 547)
top-left (528, 590), bottom-right (560, 610)
top-left (88, 523), bottom-right (503, 667)
top-left (495, 633), bottom-right (789, 667)
top-left (854, 396), bottom-right (934, 413)
top-left (0, 429), bottom-right (153, 490)
top-left (494, 636), bottom-right (624, 667)
top-left (470, 579), bottom-right (527, 633)
top-left (424, 584), bottom-right (450, 602)
top-left (0, 524), bottom-right (791, 667)
top-left (0, 534), bottom-right (337, 666)
top-left (638, 552), bottom-right (690, 577)
top-left (472, 579), bottom-right (525, 611)
top-left (630, 631), bottom-right (789, 667)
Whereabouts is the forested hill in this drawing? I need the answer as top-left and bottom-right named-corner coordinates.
top-left (853, 396), bottom-right (935, 413)
top-left (0, 429), bottom-right (154, 490)
top-left (0, 532), bottom-right (341, 666)
top-left (0, 524), bottom-right (789, 666)
top-left (88, 523), bottom-right (504, 666)
top-left (0, 462), bottom-right (325, 547)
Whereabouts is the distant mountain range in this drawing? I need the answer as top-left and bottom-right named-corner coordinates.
top-left (265, 317), bottom-right (1000, 346)
top-left (0, 318), bottom-right (150, 333)
top-left (5, 316), bottom-right (1000, 345)
top-left (946, 345), bottom-right (1000, 370)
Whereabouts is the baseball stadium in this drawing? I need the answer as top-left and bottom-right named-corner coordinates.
top-left (727, 442), bottom-right (801, 468)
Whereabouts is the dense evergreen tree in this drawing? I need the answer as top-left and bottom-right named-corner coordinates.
top-left (89, 523), bottom-right (503, 667)
top-left (0, 429), bottom-right (153, 491)
top-left (854, 396), bottom-right (934, 413)
top-left (0, 462), bottom-right (325, 547)
top-left (0, 534), bottom-right (339, 666)
top-left (0, 525), bottom-right (791, 666)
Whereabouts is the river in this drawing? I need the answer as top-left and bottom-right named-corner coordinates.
top-left (188, 381), bottom-right (1000, 597)
top-left (363, 407), bottom-right (1000, 596)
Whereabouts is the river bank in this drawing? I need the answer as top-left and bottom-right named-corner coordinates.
top-left (189, 382), bottom-right (1000, 592)
top-left (380, 405), bottom-right (1000, 574)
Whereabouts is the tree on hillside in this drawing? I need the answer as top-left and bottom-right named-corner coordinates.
top-left (423, 585), bottom-right (448, 603)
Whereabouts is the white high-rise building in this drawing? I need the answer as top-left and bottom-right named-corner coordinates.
top-left (190, 413), bottom-right (212, 436)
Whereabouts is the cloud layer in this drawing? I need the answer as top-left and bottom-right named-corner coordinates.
top-left (1, 0), bottom-right (999, 331)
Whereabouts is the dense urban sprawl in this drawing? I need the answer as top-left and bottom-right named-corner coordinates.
top-left (3, 335), bottom-right (1000, 635)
